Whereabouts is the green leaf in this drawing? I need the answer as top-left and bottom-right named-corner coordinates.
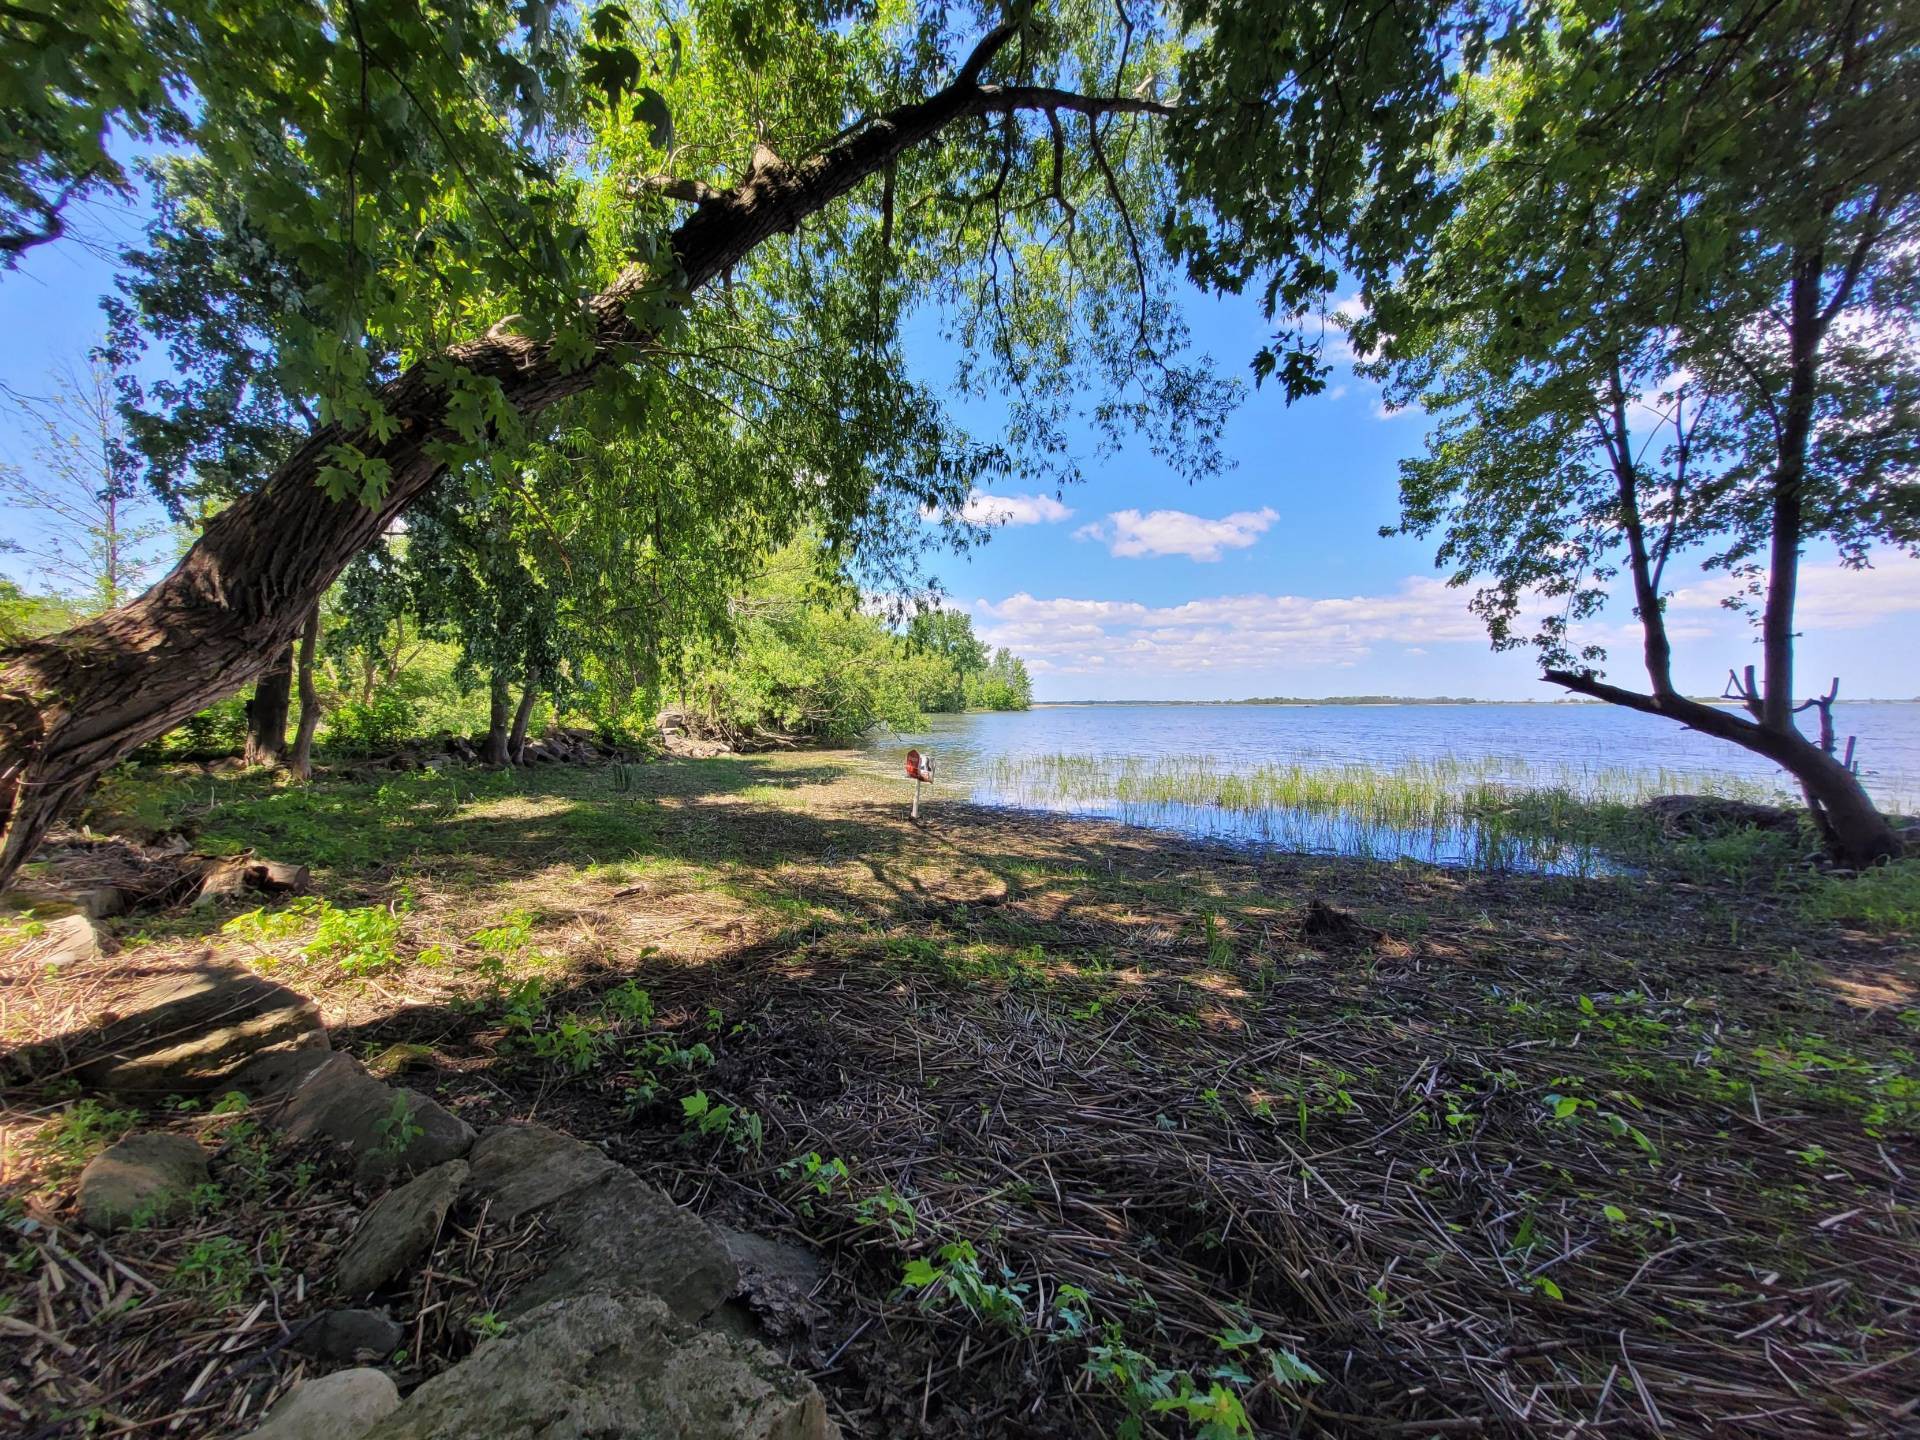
top-left (901, 1258), bottom-right (938, 1288)
top-left (1603, 1204), bottom-right (1628, 1223)
top-left (1269, 1347), bottom-right (1324, 1387)
top-left (587, 3), bottom-right (630, 42)
top-left (581, 43), bottom-right (641, 105)
top-left (632, 87), bottom-right (673, 151)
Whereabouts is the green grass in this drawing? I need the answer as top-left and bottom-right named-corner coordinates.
top-left (984, 752), bottom-right (1810, 875)
top-left (1805, 858), bottom-right (1920, 929)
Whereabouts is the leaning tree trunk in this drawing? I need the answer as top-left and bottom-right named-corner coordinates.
top-left (1545, 670), bottom-right (1902, 867)
top-left (481, 671), bottom-right (513, 766)
top-left (508, 674), bottom-right (539, 764)
top-left (289, 608), bottom-right (323, 781)
top-left (243, 645), bottom-right (294, 766)
top-left (0, 21), bottom-right (1161, 889)
top-left (1768, 729), bottom-right (1902, 867)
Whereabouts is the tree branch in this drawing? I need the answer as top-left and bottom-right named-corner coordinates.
top-left (632, 176), bottom-right (726, 205)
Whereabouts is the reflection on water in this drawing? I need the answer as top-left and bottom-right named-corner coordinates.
top-left (858, 702), bottom-right (1920, 873)
top-left (977, 788), bottom-right (1616, 874)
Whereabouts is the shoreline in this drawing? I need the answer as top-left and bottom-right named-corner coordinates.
top-left (4, 753), bottom-right (1916, 1438)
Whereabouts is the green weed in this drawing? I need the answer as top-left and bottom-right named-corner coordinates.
top-left (1805, 859), bottom-right (1920, 931)
top-left (30, 1099), bottom-right (140, 1176)
top-left (171, 1236), bottom-right (250, 1304)
top-left (679, 1090), bottom-right (763, 1153)
top-left (901, 1240), bottom-right (1028, 1329)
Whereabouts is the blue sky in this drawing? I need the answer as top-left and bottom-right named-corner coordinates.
top-left (3, 197), bottom-right (1916, 702)
top-left (906, 287), bottom-right (1920, 702)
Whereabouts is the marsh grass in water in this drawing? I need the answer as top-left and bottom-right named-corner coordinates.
top-left (981, 752), bottom-right (1802, 875)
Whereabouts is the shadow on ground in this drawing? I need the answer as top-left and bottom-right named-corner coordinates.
top-left (5, 753), bottom-right (1917, 1437)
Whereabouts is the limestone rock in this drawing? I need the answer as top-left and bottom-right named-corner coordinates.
top-left (234, 1044), bottom-right (336, 1100)
top-left (334, 1160), bottom-right (469, 1297)
top-left (274, 1054), bottom-right (473, 1183)
top-left (245, 1368), bottom-right (400, 1440)
top-left (78, 886), bottom-right (127, 920)
top-left (35, 911), bottom-right (102, 968)
top-left (293, 1308), bottom-right (407, 1363)
top-left (504, 1171), bottom-right (734, 1322)
top-left (77, 1132), bottom-right (209, 1232)
top-left (360, 1293), bottom-right (836, 1440)
top-left (77, 966), bottom-right (325, 1094)
top-left (462, 1124), bottom-right (619, 1225)
top-left (365, 1044), bottom-right (436, 1081)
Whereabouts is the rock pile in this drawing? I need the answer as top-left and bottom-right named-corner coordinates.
top-left (50, 924), bottom-right (837, 1439)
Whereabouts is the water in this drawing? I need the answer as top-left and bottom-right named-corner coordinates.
top-left (859, 702), bottom-right (1920, 871)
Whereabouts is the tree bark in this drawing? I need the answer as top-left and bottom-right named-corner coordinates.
top-left (0, 22), bottom-right (1167, 889)
top-left (290, 607), bottom-right (323, 781)
top-left (508, 674), bottom-right (538, 763)
top-left (482, 670), bottom-right (512, 766)
top-left (1543, 669), bottom-right (1901, 867)
top-left (242, 646), bottom-right (293, 766)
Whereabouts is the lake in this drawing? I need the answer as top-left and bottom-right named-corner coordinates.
top-left (857, 702), bottom-right (1920, 871)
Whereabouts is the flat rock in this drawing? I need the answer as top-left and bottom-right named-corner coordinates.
top-left (77, 1132), bottom-right (209, 1232)
top-left (245, 1368), bottom-right (400, 1440)
top-left (274, 1054), bottom-right (473, 1183)
top-left (462, 1124), bottom-right (619, 1225)
top-left (77, 965), bottom-right (326, 1094)
top-left (334, 1160), bottom-right (469, 1297)
top-left (360, 1292), bottom-right (836, 1440)
top-left (505, 1172), bottom-right (735, 1323)
top-left (293, 1308), bottom-right (407, 1363)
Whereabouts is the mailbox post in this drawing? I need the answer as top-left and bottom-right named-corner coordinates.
top-left (905, 749), bottom-right (934, 819)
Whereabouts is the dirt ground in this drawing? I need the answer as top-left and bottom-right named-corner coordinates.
top-left (3, 753), bottom-right (1917, 1437)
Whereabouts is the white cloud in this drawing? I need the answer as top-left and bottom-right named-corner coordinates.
top-left (1374, 398), bottom-right (1412, 420)
top-left (1668, 554), bottom-right (1920, 630)
top-left (951, 490), bottom-right (1073, 527)
top-left (1075, 506), bottom-right (1280, 562)
top-left (1325, 293), bottom-right (1369, 364)
top-left (972, 577), bottom-right (1487, 676)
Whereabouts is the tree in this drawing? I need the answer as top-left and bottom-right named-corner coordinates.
top-left (904, 608), bottom-right (1030, 710)
top-left (1, 356), bottom-right (170, 613)
top-left (0, 2), bottom-right (1479, 887)
top-left (967, 647), bottom-right (1033, 710)
top-left (3, 0), bottom-right (582, 276)
top-left (676, 540), bottom-right (940, 745)
top-left (405, 487), bottom-right (568, 765)
top-left (289, 611), bottom-right (324, 780)
top-left (1365, 0), bottom-right (1919, 866)
top-left (907, 609), bottom-right (990, 710)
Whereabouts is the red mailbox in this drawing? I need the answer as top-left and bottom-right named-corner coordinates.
top-left (905, 749), bottom-right (934, 817)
